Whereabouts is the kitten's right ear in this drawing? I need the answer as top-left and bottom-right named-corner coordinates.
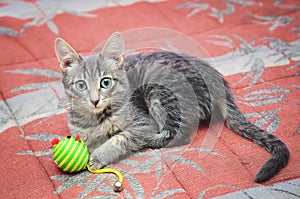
top-left (55, 38), bottom-right (80, 72)
top-left (101, 32), bottom-right (125, 68)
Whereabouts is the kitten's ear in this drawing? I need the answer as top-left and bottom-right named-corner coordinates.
top-left (55, 38), bottom-right (80, 72)
top-left (101, 32), bottom-right (125, 67)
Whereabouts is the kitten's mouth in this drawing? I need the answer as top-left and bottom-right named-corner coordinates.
top-left (92, 106), bottom-right (104, 113)
top-left (92, 101), bottom-right (110, 113)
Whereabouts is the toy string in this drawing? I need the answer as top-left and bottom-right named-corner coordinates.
top-left (86, 164), bottom-right (124, 192)
top-left (86, 164), bottom-right (123, 182)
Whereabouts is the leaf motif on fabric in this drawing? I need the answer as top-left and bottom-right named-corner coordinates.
top-left (234, 58), bottom-right (265, 89)
top-left (88, 196), bottom-right (119, 199)
top-left (6, 68), bottom-right (62, 78)
top-left (249, 14), bottom-right (295, 32)
top-left (25, 133), bottom-right (64, 141)
top-left (269, 188), bottom-right (300, 198)
top-left (289, 84), bottom-right (300, 90)
top-left (286, 61), bottom-right (300, 70)
top-left (248, 95), bottom-right (284, 106)
top-left (176, 1), bottom-right (260, 23)
top-left (240, 87), bottom-right (290, 107)
top-left (34, 149), bottom-right (53, 156)
top-left (47, 21), bottom-right (59, 35)
top-left (166, 154), bottom-right (205, 175)
top-left (152, 188), bottom-right (185, 199)
top-left (5, 69), bottom-right (63, 96)
top-left (291, 25), bottom-right (300, 37)
top-left (245, 88), bottom-right (290, 96)
top-left (262, 37), bottom-right (300, 62)
top-left (207, 3), bottom-right (235, 23)
top-left (17, 150), bottom-right (34, 155)
top-left (51, 175), bottom-right (70, 182)
top-left (124, 189), bottom-right (134, 199)
top-left (20, 132), bottom-right (224, 197)
top-left (53, 171), bottom-right (91, 194)
top-left (0, 26), bottom-right (18, 36)
top-left (97, 180), bottom-right (117, 194)
top-left (197, 184), bottom-right (248, 199)
top-left (265, 115), bottom-right (280, 134)
top-left (0, 0), bottom-right (165, 35)
top-left (293, 124), bottom-right (300, 135)
top-left (256, 109), bottom-right (280, 131)
top-left (157, 40), bottom-right (181, 53)
top-left (155, 161), bottom-right (163, 179)
top-left (78, 177), bottom-right (91, 187)
top-left (126, 175), bottom-right (145, 199)
top-left (244, 108), bottom-right (281, 134)
top-left (17, 149), bottom-right (52, 156)
top-left (78, 175), bottom-right (107, 199)
top-left (126, 156), bottom-right (161, 175)
top-left (11, 82), bottom-right (61, 92)
top-left (0, 103), bottom-right (12, 127)
top-left (176, 2), bottom-right (210, 17)
top-left (206, 35), bottom-right (235, 49)
top-left (120, 159), bottom-right (140, 167)
top-left (186, 147), bottom-right (224, 157)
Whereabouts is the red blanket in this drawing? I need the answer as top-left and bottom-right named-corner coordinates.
top-left (0, 0), bottom-right (299, 198)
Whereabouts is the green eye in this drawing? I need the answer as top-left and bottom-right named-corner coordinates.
top-left (75, 80), bottom-right (87, 91)
top-left (100, 77), bottom-right (112, 89)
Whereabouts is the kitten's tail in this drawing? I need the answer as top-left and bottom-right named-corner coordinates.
top-left (224, 93), bottom-right (290, 183)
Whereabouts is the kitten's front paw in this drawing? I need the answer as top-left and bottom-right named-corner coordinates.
top-left (89, 154), bottom-right (105, 170)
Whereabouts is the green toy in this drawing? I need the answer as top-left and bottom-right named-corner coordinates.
top-left (51, 135), bottom-right (123, 192)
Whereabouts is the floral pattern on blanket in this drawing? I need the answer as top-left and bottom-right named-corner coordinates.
top-left (0, 0), bottom-right (299, 198)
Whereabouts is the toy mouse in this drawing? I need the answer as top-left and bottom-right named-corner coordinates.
top-left (51, 135), bottom-right (123, 192)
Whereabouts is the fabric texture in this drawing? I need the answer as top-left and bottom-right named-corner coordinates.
top-left (0, 0), bottom-right (299, 198)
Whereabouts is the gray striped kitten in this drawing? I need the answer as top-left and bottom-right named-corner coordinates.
top-left (55, 32), bottom-right (289, 183)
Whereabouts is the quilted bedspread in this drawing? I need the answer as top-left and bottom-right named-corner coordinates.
top-left (1, 0), bottom-right (300, 198)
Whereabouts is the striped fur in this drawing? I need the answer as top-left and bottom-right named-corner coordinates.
top-left (55, 32), bottom-right (289, 182)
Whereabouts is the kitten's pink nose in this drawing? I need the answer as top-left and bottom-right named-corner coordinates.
top-left (91, 100), bottom-right (99, 107)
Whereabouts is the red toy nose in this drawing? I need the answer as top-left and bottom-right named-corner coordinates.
top-left (51, 138), bottom-right (60, 146)
top-left (76, 135), bottom-right (81, 141)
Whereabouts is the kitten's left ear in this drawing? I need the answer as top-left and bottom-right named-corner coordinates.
top-left (55, 38), bottom-right (81, 72)
top-left (101, 32), bottom-right (125, 68)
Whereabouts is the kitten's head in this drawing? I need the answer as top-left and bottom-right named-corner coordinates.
top-left (55, 32), bottom-right (128, 113)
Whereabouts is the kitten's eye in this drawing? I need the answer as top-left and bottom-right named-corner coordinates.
top-left (100, 77), bottom-right (112, 89)
top-left (75, 80), bottom-right (87, 91)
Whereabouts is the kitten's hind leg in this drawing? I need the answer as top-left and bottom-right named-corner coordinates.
top-left (145, 85), bottom-right (183, 148)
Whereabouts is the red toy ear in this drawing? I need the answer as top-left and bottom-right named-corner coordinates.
top-left (75, 135), bottom-right (81, 141)
top-left (51, 138), bottom-right (60, 146)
